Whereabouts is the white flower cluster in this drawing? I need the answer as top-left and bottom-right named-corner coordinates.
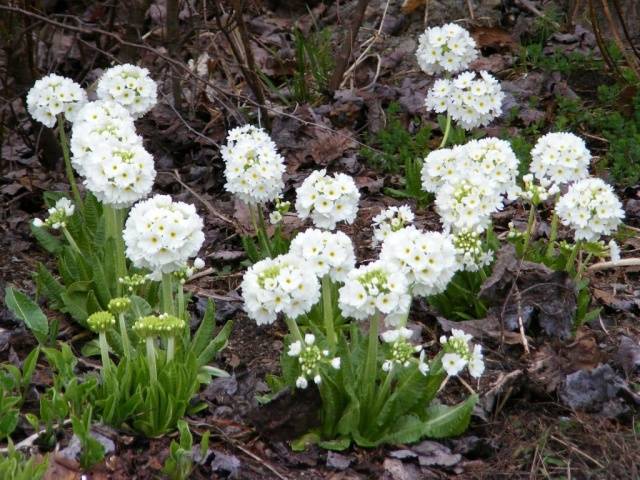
top-left (123, 195), bottom-right (205, 274)
top-left (295, 170), bottom-right (360, 230)
top-left (241, 254), bottom-right (321, 325)
top-left (440, 329), bottom-right (484, 378)
top-left (289, 229), bottom-right (355, 282)
top-left (416, 23), bottom-right (478, 75)
top-left (27, 74), bottom-right (87, 128)
top-left (33, 198), bottom-right (75, 230)
top-left (435, 177), bottom-right (504, 233)
top-left (425, 71), bottom-right (504, 130)
top-left (372, 205), bottom-right (415, 245)
top-left (381, 327), bottom-right (427, 374)
top-left (530, 132), bottom-right (591, 186)
top-left (221, 125), bottom-right (285, 204)
top-left (70, 100), bottom-right (139, 176)
top-left (288, 334), bottom-right (340, 389)
top-left (380, 226), bottom-right (457, 298)
top-left (556, 177), bottom-right (624, 242)
top-left (338, 260), bottom-right (410, 325)
top-left (269, 197), bottom-right (291, 225)
top-left (96, 64), bottom-right (157, 118)
top-left (518, 174), bottom-right (560, 206)
top-left (421, 138), bottom-right (518, 196)
top-left (452, 230), bottom-right (494, 272)
top-left (83, 142), bottom-right (156, 208)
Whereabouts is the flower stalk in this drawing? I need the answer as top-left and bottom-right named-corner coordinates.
top-left (146, 337), bottom-right (158, 383)
top-left (322, 275), bottom-right (337, 348)
top-left (56, 114), bottom-right (83, 213)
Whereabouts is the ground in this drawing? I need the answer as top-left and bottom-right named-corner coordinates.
top-left (2, 0), bottom-right (640, 478)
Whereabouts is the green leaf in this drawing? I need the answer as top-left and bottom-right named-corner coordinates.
top-left (191, 299), bottom-right (216, 357)
top-left (196, 321), bottom-right (233, 368)
top-left (30, 224), bottom-right (62, 254)
top-left (4, 287), bottom-right (49, 337)
top-left (422, 394), bottom-right (478, 439)
top-left (34, 263), bottom-right (65, 308)
top-left (318, 437), bottom-right (351, 451)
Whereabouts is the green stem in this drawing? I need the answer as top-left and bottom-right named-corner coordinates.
top-left (249, 203), bottom-right (273, 257)
top-left (161, 273), bottom-right (175, 316)
top-left (104, 206), bottom-right (127, 295)
top-left (546, 193), bottom-right (561, 258)
top-left (118, 313), bottom-right (131, 358)
top-left (167, 337), bottom-right (175, 362)
top-left (284, 316), bottom-right (304, 343)
top-left (177, 283), bottom-right (185, 320)
top-left (371, 366), bottom-right (395, 418)
top-left (61, 227), bottom-right (82, 255)
top-left (57, 115), bottom-right (83, 213)
top-left (99, 332), bottom-right (110, 368)
top-left (146, 337), bottom-right (157, 383)
top-left (362, 312), bottom-right (380, 412)
top-left (321, 275), bottom-right (337, 348)
top-left (438, 114), bottom-right (452, 149)
top-left (521, 204), bottom-right (537, 259)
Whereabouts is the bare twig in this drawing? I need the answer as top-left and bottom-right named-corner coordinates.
top-left (0, 420), bottom-right (72, 454)
top-left (328, 0), bottom-right (371, 92)
top-left (587, 257), bottom-right (640, 272)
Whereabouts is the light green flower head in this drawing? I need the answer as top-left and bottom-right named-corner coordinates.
top-left (87, 311), bottom-right (116, 333)
top-left (159, 313), bottom-right (186, 337)
top-left (133, 314), bottom-right (185, 338)
top-left (108, 297), bottom-right (131, 315)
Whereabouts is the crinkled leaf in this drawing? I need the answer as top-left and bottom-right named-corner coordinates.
top-left (422, 394), bottom-right (478, 439)
top-left (4, 287), bottom-right (49, 337)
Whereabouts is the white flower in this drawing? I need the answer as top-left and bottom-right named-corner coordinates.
top-left (425, 71), bottom-right (504, 130)
top-left (241, 254), bottom-right (320, 325)
top-left (296, 376), bottom-right (308, 389)
top-left (416, 23), bottom-right (478, 75)
top-left (27, 74), bottom-right (87, 128)
top-left (381, 327), bottom-right (413, 343)
top-left (331, 357), bottom-right (341, 369)
top-left (418, 350), bottom-right (429, 375)
top-left (372, 205), bottom-right (415, 245)
top-left (124, 195), bottom-right (205, 274)
top-left (70, 100), bottom-right (140, 176)
top-left (609, 239), bottom-right (621, 263)
top-left (338, 260), bottom-right (411, 325)
top-left (442, 352), bottom-right (467, 376)
top-left (380, 226), bottom-right (458, 297)
top-left (295, 170), bottom-right (360, 230)
top-left (530, 132), bottom-right (591, 186)
top-left (289, 229), bottom-right (356, 282)
top-left (193, 257), bottom-right (205, 269)
top-left (435, 177), bottom-right (504, 233)
top-left (269, 211), bottom-right (283, 225)
top-left (33, 197), bottom-right (76, 230)
top-left (468, 344), bottom-right (485, 378)
top-left (313, 374), bottom-right (322, 385)
top-left (304, 333), bottom-right (316, 345)
top-left (82, 142), bottom-right (156, 208)
top-left (420, 146), bottom-right (465, 193)
top-left (556, 177), bottom-right (624, 242)
top-left (96, 64), bottom-right (157, 118)
top-left (452, 229), bottom-right (494, 272)
top-left (221, 125), bottom-right (286, 204)
top-left (288, 340), bottom-right (302, 357)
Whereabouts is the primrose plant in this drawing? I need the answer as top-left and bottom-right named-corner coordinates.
top-left (240, 163), bottom-right (483, 448)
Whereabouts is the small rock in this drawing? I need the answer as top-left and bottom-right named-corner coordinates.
top-left (559, 364), bottom-right (625, 412)
top-left (615, 336), bottom-right (640, 376)
top-left (412, 440), bottom-right (461, 467)
top-left (211, 450), bottom-right (241, 478)
top-left (326, 451), bottom-right (352, 470)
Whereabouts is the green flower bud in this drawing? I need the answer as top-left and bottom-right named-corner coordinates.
top-left (108, 297), bottom-right (131, 315)
top-left (87, 311), bottom-right (116, 333)
top-left (132, 315), bottom-right (165, 338)
top-left (159, 314), bottom-right (186, 337)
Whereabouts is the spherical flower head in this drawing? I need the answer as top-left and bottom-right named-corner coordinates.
top-left (108, 297), bottom-right (131, 315)
top-left (83, 142), bottom-right (156, 208)
top-left (530, 132), bottom-right (591, 187)
top-left (338, 260), bottom-right (411, 325)
top-left (287, 334), bottom-right (339, 389)
top-left (70, 100), bottom-right (140, 176)
top-left (462, 138), bottom-right (519, 195)
top-left (425, 71), bottom-right (504, 130)
top-left (295, 169), bottom-right (360, 230)
top-left (133, 315), bottom-right (166, 338)
top-left (289, 229), bottom-right (356, 282)
top-left (96, 64), bottom-right (157, 118)
top-left (372, 205), bottom-right (415, 245)
top-left (420, 146), bottom-right (466, 193)
top-left (124, 195), bottom-right (205, 274)
top-left (158, 313), bottom-right (186, 336)
top-left (416, 23), bottom-right (478, 75)
top-left (435, 177), bottom-right (504, 233)
top-left (380, 226), bottom-right (458, 298)
top-left (33, 197), bottom-right (75, 230)
top-left (555, 177), bottom-right (624, 242)
top-left (87, 311), bottom-right (116, 333)
top-left (27, 74), bottom-right (88, 128)
top-left (221, 125), bottom-right (285, 204)
top-left (453, 229), bottom-right (494, 272)
top-left (241, 254), bottom-right (321, 325)
top-left (440, 328), bottom-right (484, 378)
